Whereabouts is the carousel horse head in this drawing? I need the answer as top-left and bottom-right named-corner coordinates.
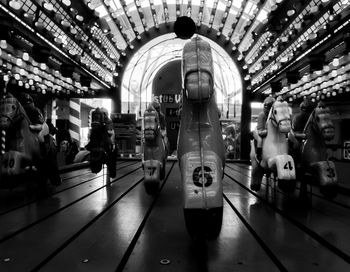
top-left (0, 93), bottom-right (28, 130)
top-left (182, 36), bottom-right (214, 103)
top-left (267, 98), bottom-right (292, 134)
top-left (87, 108), bottom-right (116, 178)
top-left (302, 102), bottom-right (337, 198)
top-left (143, 105), bottom-right (160, 142)
top-left (306, 102), bottom-right (335, 141)
top-left (91, 107), bottom-right (109, 129)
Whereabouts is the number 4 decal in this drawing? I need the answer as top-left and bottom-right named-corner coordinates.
top-left (284, 161), bottom-right (293, 171)
top-left (326, 168), bottom-right (335, 178)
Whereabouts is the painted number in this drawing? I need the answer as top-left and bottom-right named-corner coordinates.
top-left (3, 158), bottom-right (14, 168)
top-left (326, 167), bottom-right (336, 178)
top-left (149, 167), bottom-right (155, 176)
top-left (192, 166), bottom-right (213, 187)
top-left (283, 161), bottom-right (293, 171)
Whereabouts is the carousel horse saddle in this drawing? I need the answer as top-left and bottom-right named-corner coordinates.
top-left (182, 37), bottom-right (214, 102)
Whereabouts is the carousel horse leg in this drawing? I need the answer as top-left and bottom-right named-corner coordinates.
top-left (265, 173), bottom-right (269, 200)
top-left (106, 149), bottom-right (117, 179)
top-left (43, 135), bottom-right (61, 186)
top-left (90, 148), bottom-right (105, 174)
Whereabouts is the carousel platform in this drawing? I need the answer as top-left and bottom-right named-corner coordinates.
top-left (0, 160), bottom-right (350, 271)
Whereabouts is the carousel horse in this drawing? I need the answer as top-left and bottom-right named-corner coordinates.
top-left (0, 93), bottom-right (60, 188)
top-left (224, 124), bottom-right (237, 159)
top-left (224, 135), bottom-right (235, 159)
top-left (177, 37), bottom-right (226, 239)
top-left (86, 107), bottom-right (117, 179)
top-left (142, 105), bottom-right (167, 194)
top-left (296, 103), bottom-right (337, 198)
top-left (250, 99), bottom-right (296, 194)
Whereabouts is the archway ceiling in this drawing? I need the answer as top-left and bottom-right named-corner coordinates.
top-left (1, 0), bottom-right (350, 102)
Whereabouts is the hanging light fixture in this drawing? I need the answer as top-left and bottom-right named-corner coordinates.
top-left (32, 45), bottom-right (51, 64)
top-left (60, 63), bottom-right (75, 78)
top-left (80, 75), bottom-right (91, 87)
top-left (309, 53), bottom-right (325, 72)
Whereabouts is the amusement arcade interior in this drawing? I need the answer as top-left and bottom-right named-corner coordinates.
top-left (1, 0), bottom-right (350, 271)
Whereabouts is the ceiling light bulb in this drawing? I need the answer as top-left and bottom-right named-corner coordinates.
top-left (0, 40), bottom-right (7, 49)
top-left (9, 0), bottom-right (21, 10)
top-left (16, 58), bottom-right (23, 66)
top-left (332, 58), bottom-right (340, 66)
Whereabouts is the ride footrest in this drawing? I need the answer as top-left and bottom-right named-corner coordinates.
top-left (143, 160), bottom-right (161, 184)
top-left (1, 150), bottom-right (30, 176)
top-left (268, 154), bottom-right (296, 180)
top-left (180, 151), bottom-right (223, 210)
top-left (310, 160), bottom-right (337, 187)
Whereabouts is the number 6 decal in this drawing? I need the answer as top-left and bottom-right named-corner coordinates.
top-left (192, 166), bottom-right (213, 187)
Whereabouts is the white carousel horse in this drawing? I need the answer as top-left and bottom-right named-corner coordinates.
top-left (250, 99), bottom-right (296, 194)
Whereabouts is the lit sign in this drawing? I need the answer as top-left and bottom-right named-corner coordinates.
top-left (153, 94), bottom-right (181, 104)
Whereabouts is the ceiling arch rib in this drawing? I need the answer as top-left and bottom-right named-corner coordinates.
top-left (208, 0), bottom-right (219, 31)
top-left (162, 0), bottom-right (170, 24)
top-left (99, 0), bottom-right (130, 48)
top-left (218, 0), bottom-right (232, 36)
top-left (117, 0), bottom-right (137, 43)
top-left (237, 0), bottom-right (268, 53)
top-left (227, 0), bottom-right (248, 42)
top-left (186, 0), bottom-right (192, 17)
top-left (148, 0), bottom-right (160, 28)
